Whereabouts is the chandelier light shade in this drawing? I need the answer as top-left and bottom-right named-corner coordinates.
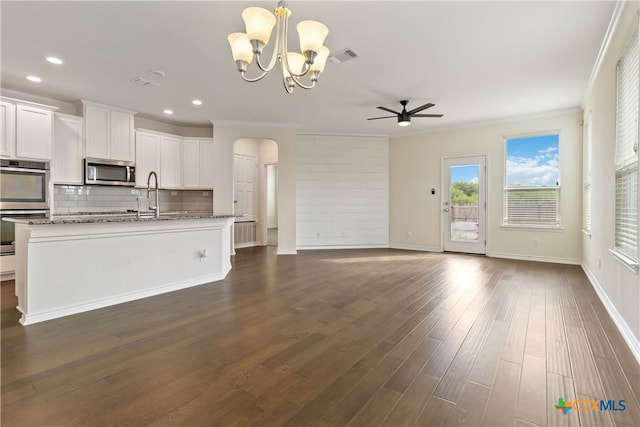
top-left (227, 33), bottom-right (254, 65)
top-left (242, 7), bottom-right (276, 46)
top-left (227, 1), bottom-right (330, 93)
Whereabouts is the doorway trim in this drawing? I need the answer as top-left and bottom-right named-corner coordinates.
top-left (440, 155), bottom-right (488, 254)
top-left (263, 163), bottom-right (278, 247)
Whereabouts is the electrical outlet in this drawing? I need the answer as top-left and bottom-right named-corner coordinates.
top-left (533, 238), bottom-right (539, 246)
top-left (407, 231), bottom-right (413, 237)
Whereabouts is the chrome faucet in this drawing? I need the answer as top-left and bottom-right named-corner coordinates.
top-left (147, 171), bottom-right (159, 218)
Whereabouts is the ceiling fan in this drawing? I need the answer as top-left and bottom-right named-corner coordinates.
top-left (367, 100), bottom-right (443, 127)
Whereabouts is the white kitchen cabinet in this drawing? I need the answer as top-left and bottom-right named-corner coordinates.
top-left (52, 113), bottom-right (84, 184)
top-left (16, 104), bottom-right (54, 160)
top-left (0, 98), bottom-right (56, 161)
top-left (0, 100), bottom-right (16, 158)
top-left (183, 138), bottom-right (214, 189)
top-left (82, 101), bottom-right (135, 162)
top-left (135, 131), bottom-right (161, 187)
top-left (160, 135), bottom-right (182, 189)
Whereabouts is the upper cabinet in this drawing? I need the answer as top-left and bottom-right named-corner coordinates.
top-left (183, 138), bottom-right (214, 189)
top-left (160, 135), bottom-right (182, 189)
top-left (0, 100), bottom-right (16, 158)
top-left (81, 101), bottom-right (135, 162)
top-left (52, 113), bottom-right (84, 184)
top-left (135, 130), bottom-right (161, 188)
top-left (1, 98), bottom-right (56, 161)
top-left (135, 129), bottom-right (184, 190)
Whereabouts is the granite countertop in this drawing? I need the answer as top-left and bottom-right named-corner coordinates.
top-left (3, 211), bottom-right (236, 225)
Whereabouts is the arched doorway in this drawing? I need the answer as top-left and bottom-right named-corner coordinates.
top-left (232, 138), bottom-right (278, 248)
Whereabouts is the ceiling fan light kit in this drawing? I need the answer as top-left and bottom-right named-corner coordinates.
top-left (367, 100), bottom-right (444, 126)
top-left (227, 1), bottom-right (330, 93)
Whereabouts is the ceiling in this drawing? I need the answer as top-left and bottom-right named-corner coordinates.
top-left (1, 1), bottom-right (615, 136)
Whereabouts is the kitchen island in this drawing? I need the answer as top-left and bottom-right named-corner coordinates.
top-left (8, 213), bottom-right (235, 325)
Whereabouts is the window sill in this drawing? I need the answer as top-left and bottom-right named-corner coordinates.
top-left (609, 248), bottom-right (639, 274)
top-left (501, 224), bottom-right (564, 232)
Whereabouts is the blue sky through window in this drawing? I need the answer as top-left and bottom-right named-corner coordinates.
top-left (451, 164), bottom-right (478, 184)
top-left (506, 134), bottom-right (559, 187)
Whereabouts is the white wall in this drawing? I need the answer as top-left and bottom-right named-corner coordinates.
top-left (582, 1), bottom-right (640, 359)
top-left (266, 165), bottom-right (278, 229)
top-left (212, 124), bottom-right (296, 254)
top-left (390, 111), bottom-right (583, 264)
top-left (296, 134), bottom-right (389, 248)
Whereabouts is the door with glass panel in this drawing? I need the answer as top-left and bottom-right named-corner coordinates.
top-left (442, 156), bottom-right (486, 254)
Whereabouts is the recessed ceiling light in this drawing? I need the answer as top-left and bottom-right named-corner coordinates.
top-left (192, 99), bottom-right (202, 106)
top-left (26, 75), bottom-right (42, 83)
top-left (163, 109), bottom-right (173, 115)
top-left (46, 56), bottom-right (63, 65)
top-left (149, 70), bottom-right (166, 78)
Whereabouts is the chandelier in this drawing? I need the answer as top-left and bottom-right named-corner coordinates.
top-left (227, 1), bottom-right (330, 93)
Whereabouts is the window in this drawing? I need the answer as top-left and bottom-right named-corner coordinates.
top-left (613, 28), bottom-right (638, 266)
top-left (503, 133), bottom-right (560, 227)
top-left (583, 119), bottom-right (592, 233)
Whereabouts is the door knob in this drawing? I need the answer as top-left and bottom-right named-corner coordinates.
top-left (443, 208), bottom-right (449, 212)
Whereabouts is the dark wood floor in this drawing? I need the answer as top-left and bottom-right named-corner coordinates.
top-left (2, 247), bottom-right (639, 426)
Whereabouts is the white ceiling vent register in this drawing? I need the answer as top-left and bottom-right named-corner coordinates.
top-left (328, 48), bottom-right (359, 64)
top-left (131, 77), bottom-right (161, 87)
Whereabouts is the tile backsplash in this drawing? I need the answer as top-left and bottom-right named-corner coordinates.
top-left (53, 185), bottom-right (213, 214)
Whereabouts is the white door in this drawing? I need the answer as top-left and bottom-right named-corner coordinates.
top-left (442, 156), bottom-right (486, 254)
top-left (234, 154), bottom-right (257, 221)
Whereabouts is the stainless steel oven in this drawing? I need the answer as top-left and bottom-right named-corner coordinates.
top-left (0, 159), bottom-right (50, 256)
top-left (0, 159), bottom-right (49, 210)
top-left (0, 210), bottom-right (48, 255)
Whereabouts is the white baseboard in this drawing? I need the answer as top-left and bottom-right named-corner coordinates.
top-left (277, 248), bottom-right (298, 255)
top-left (19, 267), bottom-right (231, 326)
top-left (1, 272), bottom-right (15, 281)
top-left (388, 243), bottom-right (442, 253)
top-left (297, 244), bottom-right (389, 251)
top-left (486, 251), bottom-right (581, 265)
top-left (581, 263), bottom-right (640, 364)
top-left (234, 242), bottom-right (258, 249)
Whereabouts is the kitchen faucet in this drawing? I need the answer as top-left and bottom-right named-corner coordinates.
top-left (147, 171), bottom-right (159, 218)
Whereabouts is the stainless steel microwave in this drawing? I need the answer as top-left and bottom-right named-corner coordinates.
top-left (85, 158), bottom-right (136, 186)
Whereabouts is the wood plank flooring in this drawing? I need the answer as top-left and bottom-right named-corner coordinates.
top-left (2, 247), bottom-right (639, 426)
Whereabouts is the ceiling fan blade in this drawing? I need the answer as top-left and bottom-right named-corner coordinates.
top-left (412, 114), bottom-right (444, 118)
top-left (367, 115), bottom-right (397, 120)
top-left (407, 102), bottom-right (435, 115)
top-left (377, 106), bottom-right (401, 115)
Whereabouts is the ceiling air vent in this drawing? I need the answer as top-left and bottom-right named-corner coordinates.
top-left (131, 76), bottom-right (161, 87)
top-left (328, 48), bottom-right (359, 64)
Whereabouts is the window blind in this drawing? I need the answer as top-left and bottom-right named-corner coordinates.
top-left (503, 187), bottom-right (560, 226)
top-left (614, 28), bottom-right (638, 262)
top-left (583, 121), bottom-right (592, 232)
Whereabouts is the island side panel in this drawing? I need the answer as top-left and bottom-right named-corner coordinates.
top-left (18, 218), bottom-right (233, 325)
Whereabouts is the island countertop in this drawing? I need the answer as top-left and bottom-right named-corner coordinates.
top-left (12, 213), bottom-right (236, 325)
top-left (3, 212), bottom-right (236, 225)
